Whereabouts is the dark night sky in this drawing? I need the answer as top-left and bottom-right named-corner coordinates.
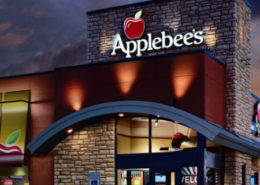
top-left (0, 0), bottom-right (259, 95)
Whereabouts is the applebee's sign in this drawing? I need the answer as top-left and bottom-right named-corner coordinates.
top-left (111, 10), bottom-right (205, 58)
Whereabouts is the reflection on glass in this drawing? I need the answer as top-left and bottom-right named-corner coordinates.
top-left (152, 119), bottom-right (197, 153)
top-left (117, 118), bottom-right (149, 154)
top-left (181, 167), bottom-right (220, 185)
top-left (206, 140), bottom-right (221, 154)
top-left (117, 169), bottom-right (149, 185)
top-left (206, 168), bottom-right (221, 185)
top-left (155, 172), bottom-right (175, 185)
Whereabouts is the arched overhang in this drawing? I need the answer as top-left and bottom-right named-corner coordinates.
top-left (27, 100), bottom-right (260, 156)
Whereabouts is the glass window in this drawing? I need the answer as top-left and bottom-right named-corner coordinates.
top-left (206, 168), bottom-right (222, 185)
top-left (206, 140), bottom-right (221, 154)
top-left (182, 166), bottom-right (221, 185)
top-left (117, 169), bottom-right (149, 185)
top-left (117, 117), bottom-right (149, 154)
top-left (152, 119), bottom-right (197, 153)
top-left (155, 171), bottom-right (175, 185)
top-left (181, 166), bottom-right (197, 185)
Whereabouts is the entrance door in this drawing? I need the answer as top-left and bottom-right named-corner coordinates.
top-left (117, 168), bottom-right (179, 185)
top-left (152, 167), bottom-right (199, 185)
top-left (151, 167), bottom-right (181, 185)
top-left (117, 169), bottom-right (149, 185)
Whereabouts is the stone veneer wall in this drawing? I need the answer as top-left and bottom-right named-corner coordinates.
top-left (225, 151), bottom-right (252, 185)
top-left (224, 1), bottom-right (252, 184)
top-left (54, 120), bottom-right (115, 185)
top-left (87, 0), bottom-right (235, 63)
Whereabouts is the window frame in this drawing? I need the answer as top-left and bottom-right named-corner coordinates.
top-left (115, 115), bottom-right (224, 185)
top-left (116, 116), bottom-right (198, 155)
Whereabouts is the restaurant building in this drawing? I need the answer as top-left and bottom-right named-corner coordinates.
top-left (0, 0), bottom-right (260, 185)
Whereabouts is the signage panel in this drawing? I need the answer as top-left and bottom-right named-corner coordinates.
top-left (0, 91), bottom-right (29, 154)
top-left (88, 172), bottom-right (100, 185)
top-left (111, 10), bottom-right (204, 58)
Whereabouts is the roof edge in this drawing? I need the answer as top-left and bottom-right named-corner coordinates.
top-left (244, 0), bottom-right (252, 9)
top-left (86, 0), bottom-right (155, 15)
top-left (86, 0), bottom-right (251, 15)
top-left (252, 93), bottom-right (260, 102)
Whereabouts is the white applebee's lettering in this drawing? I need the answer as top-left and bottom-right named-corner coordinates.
top-left (111, 29), bottom-right (205, 58)
top-left (137, 39), bottom-right (148, 56)
top-left (111, 34), bottom-right (127, 55)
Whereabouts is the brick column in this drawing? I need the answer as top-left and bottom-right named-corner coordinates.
top-left (224, 0), bottom-right (252, 184)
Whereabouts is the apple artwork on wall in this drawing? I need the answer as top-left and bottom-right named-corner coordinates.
top-left (124, 10), bottom-right (145, 39)
top-left (0, 129), bottom-right (22, 154)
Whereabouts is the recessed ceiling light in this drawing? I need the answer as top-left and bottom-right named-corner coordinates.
top-left (118, 113), bottom-right (124, 117)
top-left (155, 119), bottom-right (159, 126)
top-left (67, 128), bottom-right (73, 134)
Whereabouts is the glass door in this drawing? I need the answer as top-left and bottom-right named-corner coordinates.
top-left (117, 169), bottom-right (149, 185)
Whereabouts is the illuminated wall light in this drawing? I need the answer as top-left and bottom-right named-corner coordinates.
top-left (114, 62), bottom-right (141, 95)
top-left (162, 8), bottom-right (180, 31)
top-left (239, 18), bottom-right (247, 43)
top-left (118, 113), bottom-right (124, 117)
top-left (66, 82), bottom-right (85, 111)
top-left (99, 31), bottom-right (112, 55)
top-left (173, 76), bottom-right (196, 99)
top-left (204, 23), bottom-right (217, 47)
top-left (67, 128), bottom-right (73, 134)
top-left (172, 60), bottom-right (197, 99)
top-left (163, 18), bottom-right (181, 32)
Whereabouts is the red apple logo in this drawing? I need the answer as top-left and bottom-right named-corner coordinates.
top-left (124, 10), bottom-right (145, 39)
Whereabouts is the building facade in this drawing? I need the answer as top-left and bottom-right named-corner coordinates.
top-left (0, 0), bottom-right (259, 185)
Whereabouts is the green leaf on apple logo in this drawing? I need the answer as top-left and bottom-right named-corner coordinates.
top-left (135, 10), bottom-right (142, 19)
top-left (6, 129), bottom-right (21, 145)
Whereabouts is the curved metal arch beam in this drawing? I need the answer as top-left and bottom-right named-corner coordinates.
top-left (27, 100), bottom-right (260, 156)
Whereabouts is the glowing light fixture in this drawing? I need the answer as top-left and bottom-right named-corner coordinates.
top-left (67, 128), bottom-right (73, 134)
top-left (204, 23), bottom-right (217, 47)
top-left (66, 81), bottom-right (85, 111)
top-left (172, 60), bottom-right (197, 99)
top-left (114, 62), bottom-right (141, 95)
top-left (155, 119), bottom-right (159, 126)
top-left (118, 113), bottom-right (124, 117)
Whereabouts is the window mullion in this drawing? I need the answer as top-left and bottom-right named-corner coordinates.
top-left (149, 117), bottom-right (152, 154)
